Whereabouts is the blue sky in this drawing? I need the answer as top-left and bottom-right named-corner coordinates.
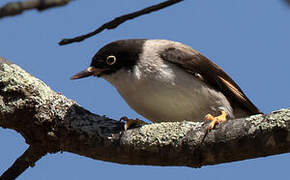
top-left (0, 0), bottom-right (289, 179)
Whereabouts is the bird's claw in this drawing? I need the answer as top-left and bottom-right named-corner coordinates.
top-left (120, 116), bottom-right (147, 130)
top-left (204, 111), bottom-right (227, 130)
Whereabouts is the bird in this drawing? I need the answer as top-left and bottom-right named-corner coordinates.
top-left (71, 39), bottom-right (261, 130)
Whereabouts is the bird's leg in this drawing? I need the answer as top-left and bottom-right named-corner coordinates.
top-left (204, 110), bottom-right (227, 129)
top-left (120, 116), bottom-right (147, 130)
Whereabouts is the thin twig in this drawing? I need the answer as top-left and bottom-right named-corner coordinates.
top-left (0, 145), bottom-right (47, 180)
top-left (285, 0), bottom-right (290, 5)
top-left (0, 0), bottom-right (71, 19)
top-left (58, 0), bottom-right (184, 46)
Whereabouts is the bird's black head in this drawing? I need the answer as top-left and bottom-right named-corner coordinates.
top-left (71, 39), bottom-right (146, 80)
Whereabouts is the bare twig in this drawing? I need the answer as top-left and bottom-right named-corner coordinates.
top-left (0, 0), bottom-right (71, 19)
top-left (285, 0), bottom-right (290, 5)
top-left (0, 145), bottom-right (47, 180)
top-left (58, 0), bottom-right (184, 46)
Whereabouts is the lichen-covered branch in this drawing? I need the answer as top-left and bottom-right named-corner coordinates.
top-left (0, 57), bottom-right (290, 178)
top-left (58, 0), bottom-right (183, 45)
top-left (0, 0), bottom-right (71, 19)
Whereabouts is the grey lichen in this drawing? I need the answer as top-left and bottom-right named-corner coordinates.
top-left (125, 121), bottom-right (203, 151)
top-left (246, 114), bottom-right (264, 134)
top-left (0, 64), bottom-right (55, 102)
top-left (268, 108), bottom-right (290, 122)
top-left (1, 62), bottom-right (120, 142)
top-left (0, 63), bottom-right (65, 124)
top-left (246, 109), bottom-right (290, 134)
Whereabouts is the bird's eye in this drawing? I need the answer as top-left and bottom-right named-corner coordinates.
top-left (106, 55), bottom-right (117, 65)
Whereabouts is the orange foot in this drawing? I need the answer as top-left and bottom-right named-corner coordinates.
top-left (204, 110), bottom-right (228, 130)
top-left (120, 116), bottom-right (147, 130)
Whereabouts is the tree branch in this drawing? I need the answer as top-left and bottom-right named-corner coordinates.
top-left (0, 145), bottom-right (47, 180)
top-left (284, 0), bottom-right (290, 6)
top-left (58, 0), bottom-right (184, 46)
top-left (0, 0), bottom-right (71, 19)
top-left (0, 57), bottom-right (290, 178)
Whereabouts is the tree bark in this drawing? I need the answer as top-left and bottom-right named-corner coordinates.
top-left (0, 0), bottom-right (71, 19)
top-left (0, 145), bottom-right (47, 180)
top-left (1, 57), bottom-right (290, 178)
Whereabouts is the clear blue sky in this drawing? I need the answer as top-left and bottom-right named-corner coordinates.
top-left (1, 0), bottom-right (290, 179)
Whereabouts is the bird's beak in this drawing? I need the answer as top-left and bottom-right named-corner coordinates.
top-left (70, 66), bottom-right (104, 80)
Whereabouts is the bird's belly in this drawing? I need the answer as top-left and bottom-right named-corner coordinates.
top-left (115, 80), bottom-right (233, 123)
top-left (128, 89), bottom-right (207, 122)
top-left (104, 64), bottom-right (234, 123)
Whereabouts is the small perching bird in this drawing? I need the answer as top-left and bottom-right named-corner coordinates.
top-left (71, 39), bottom-right (261, 129)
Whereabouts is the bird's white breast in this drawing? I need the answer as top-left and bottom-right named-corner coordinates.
top-left (102, 40), bottom-right (233, 122)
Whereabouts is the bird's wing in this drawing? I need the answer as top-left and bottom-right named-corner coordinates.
top-left (159, 46), bottom-right (261, 115)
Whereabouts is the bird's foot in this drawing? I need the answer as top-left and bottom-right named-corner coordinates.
top-left (120, 116), bottom-right (147, 130)
top-left (204, 110), bottom-right (227, 130)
